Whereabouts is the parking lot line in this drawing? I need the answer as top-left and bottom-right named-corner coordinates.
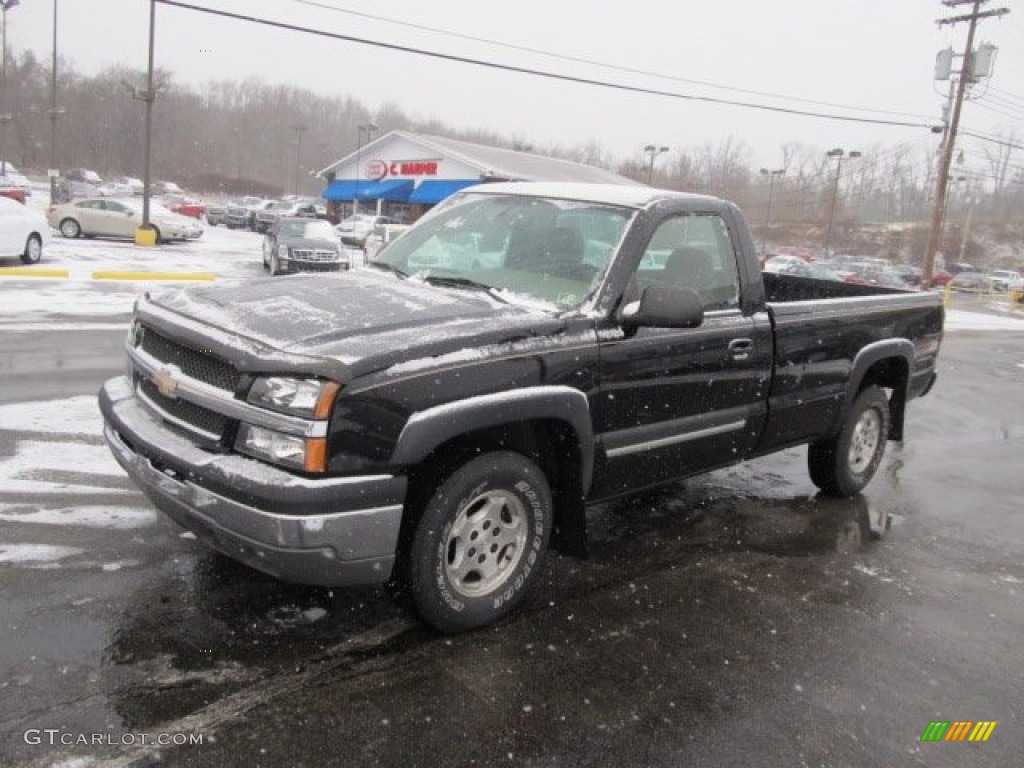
top-left (90, 271), bottom-right (216, 281)
top-left (0, 267), bottom-right (70, 279)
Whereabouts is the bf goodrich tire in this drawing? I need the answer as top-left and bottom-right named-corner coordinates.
top-left (808, 385), bottom-right (890, 497)
top-left (408, 451), bottom-right (553, 633)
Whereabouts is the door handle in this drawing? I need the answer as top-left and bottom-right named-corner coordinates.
top-left (728, 338), bottom-right (754, 361)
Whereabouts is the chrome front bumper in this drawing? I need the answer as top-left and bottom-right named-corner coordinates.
top-left (100, 376), bottom-right (406, 586)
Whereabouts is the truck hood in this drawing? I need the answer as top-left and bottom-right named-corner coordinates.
top-left (147, 270), bottom-right (567, 380)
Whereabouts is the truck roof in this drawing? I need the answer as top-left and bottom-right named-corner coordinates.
top-left (459, 181), bottom-right (720, 209)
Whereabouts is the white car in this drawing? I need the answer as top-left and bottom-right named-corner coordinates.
top-left (0, 161), bottom-right (32, 197)
top-left (335, 214), bottom-right (403, 245)
top-left (0, 196), bottom-right (50, 264)
top-left (988, 269), bottom-right (1022, 292)
top-left (47, 197), bottom-right (203, 243)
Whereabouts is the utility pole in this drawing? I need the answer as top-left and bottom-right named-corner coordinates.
top-left (292, 124), bottom-right (307, 195)
top-left (922, 0), bottom-right (1009, 284)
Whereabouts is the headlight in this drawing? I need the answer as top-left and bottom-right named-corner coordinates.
top-left (247, 376), bottom-right (339, 418)
top-left (236, 424), bottom-right (326, 472)
top-left (278, 244), bottom-right (289, 258)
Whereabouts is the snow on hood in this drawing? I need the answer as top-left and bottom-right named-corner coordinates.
top-left (146, 270), bottom-right (568, 380)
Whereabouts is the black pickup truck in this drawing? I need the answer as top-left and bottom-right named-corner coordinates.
top-left (100, 182), bottom-right (943, 632)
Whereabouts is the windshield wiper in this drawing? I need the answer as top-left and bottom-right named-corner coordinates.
top-left (366, 262), bottom-right (409, 279)
top-left (421, 275), bottom-right (510, 303)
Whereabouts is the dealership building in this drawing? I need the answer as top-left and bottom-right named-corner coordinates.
top-left (317, 130), bottom-right (635, 220)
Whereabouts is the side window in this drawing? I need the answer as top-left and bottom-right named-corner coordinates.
top-left (637, 214), bottom-right (740, 311)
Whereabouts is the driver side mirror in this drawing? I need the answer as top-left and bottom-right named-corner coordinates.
top-left (621, 282), bottom-right (704, 330)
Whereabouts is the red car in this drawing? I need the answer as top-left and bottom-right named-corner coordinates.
top-left (159, 195), bottom-right (205, 219)
top-left (0, 188), bottom-right (26, 204)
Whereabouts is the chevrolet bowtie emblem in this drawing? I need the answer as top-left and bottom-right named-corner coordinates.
top-left (152, 365), bottom-right (181, 399)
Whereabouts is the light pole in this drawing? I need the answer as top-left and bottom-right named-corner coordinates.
top-left (643, 144), bottom-right (669, 184)
top-left (140, 0), bottom-right (156, 234)
top-left (1, 0), bottom-right (20, 179)
top-left (759, 167), bottom-right (784, 254)
top-left (291, 124), bottom-right (307, 195)
top-left (48, 0), bottom-right (62, 206)
top-left (353, 122), bottom-right (377, 216)
top-left (823, 148), bottom-right (860, 257)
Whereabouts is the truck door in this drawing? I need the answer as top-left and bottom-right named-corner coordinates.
top-left (591, 211), bottom-right (773, 499)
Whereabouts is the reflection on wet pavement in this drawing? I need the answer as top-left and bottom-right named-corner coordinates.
top-left (83, 476), bottom-right (893, 747)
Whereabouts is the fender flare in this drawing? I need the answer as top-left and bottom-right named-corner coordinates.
top-left (390, 386), bottom-right (595, 494)
top-left (840, 339), bottom-right (914, 434)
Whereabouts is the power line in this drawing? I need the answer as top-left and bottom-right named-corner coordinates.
top-left (154, 0), bottom-right (938, 131)
top-left (961, 129), bottom-right (1024, 150)
top-left (284, 0), bottom-right (937, 123)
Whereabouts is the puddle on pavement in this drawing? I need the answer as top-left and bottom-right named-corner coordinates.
top-left (97, 476), bottom-right (891, 732)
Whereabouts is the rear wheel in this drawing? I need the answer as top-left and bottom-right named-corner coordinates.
top-left (21, 234), bottom-right (42, 264)
top-left (59, 218), bottom-right (81, 239)
top-left (808, 385), bottom-right (890, 497)
top-left (408, 451), bottom-right (553, 632)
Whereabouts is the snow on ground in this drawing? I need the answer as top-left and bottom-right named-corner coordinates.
top-left (0, 394), bottom-right (104, 434)
top-left (0, 223), bottom-right (266, 324)
top-left (943, 309), bottom-right (1024, 332)
top-left (0, 395), bottom-right (154, 570)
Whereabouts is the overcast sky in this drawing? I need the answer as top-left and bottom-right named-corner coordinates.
top-left (6, 0), bottom-right (1023, 172)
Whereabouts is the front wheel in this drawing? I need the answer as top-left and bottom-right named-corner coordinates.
top-left (59, 218), bottom-right (81, 239)
top-left (408, 451), bottom-right (553, 633)
top-left (808, 385), bottom-right (890, 497)
top-left (21, 234), bottom-right (42, 264)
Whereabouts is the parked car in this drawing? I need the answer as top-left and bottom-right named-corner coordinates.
top-left (255, 200), bottom-right (318, 233)
top-left (774, 261), bottom-right (844, 282)
top-left (0, 195), bottom-right (50, 264)
top-left (149, 180), bottom-right (184, 196)
top-left (204, 200), bottom-right (228, 226)
top-left (55, 168), bottom-right (103, 203)
top-left (988, 269), bottom-right (1022, 292)
top-left (100, 182), bottom-right (943, 632)
top-left (364, 222), bottom-right (411, 262)
top-left (948, 271), bottom-right (990, 291)
top-left (115, 176), bottom-right (145, 196)
top-left (48, 197), bottom-right (203, 243)
top-left (225, 197), bottom-right (272, 230)
top-left (159, 195), bottom-right (206, 219)
top-left (335, 213), bottom-right (403, 245)
top-left (0, 162), bottom-right (32, 197)
top-left (97, 181), bottom-right (135, 197)
top-left (262, 216), bottom-right (347, 275)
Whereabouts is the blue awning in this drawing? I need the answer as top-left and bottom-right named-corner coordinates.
top-left (322, 179), bottom-right (414, 202)
top-left (407, 179), bottom-right (479, 204)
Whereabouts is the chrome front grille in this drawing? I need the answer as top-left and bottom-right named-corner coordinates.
top-left (139, 328), bottom-right (241, 392)
top-left (137, 377), bottom-right (227, 440)
top-left (134, 325), bottom-right (242, 442)
top-left (291, 249), bottom-right (339, 262)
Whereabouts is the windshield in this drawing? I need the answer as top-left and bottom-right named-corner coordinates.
top-left (280, 219), bottom-right (337, 239)
top-left (375, 192), bottom-right (632, 309)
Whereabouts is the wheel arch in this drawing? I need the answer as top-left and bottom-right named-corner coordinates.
top-left (391, 387), bottom-right (594, 558)
top-left (844, 340), bottom-right (913, 441)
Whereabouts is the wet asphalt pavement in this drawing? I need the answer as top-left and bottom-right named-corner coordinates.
top-left (0, 326), bottom-right (1021, 768)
